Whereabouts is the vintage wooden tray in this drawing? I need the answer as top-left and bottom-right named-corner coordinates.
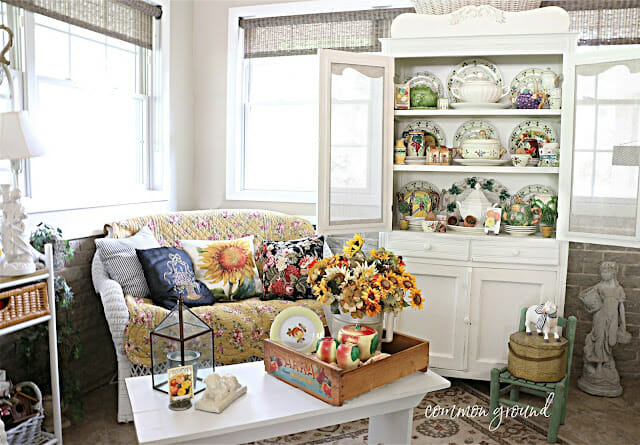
top-left (264, 331), bottom-right (429, 406)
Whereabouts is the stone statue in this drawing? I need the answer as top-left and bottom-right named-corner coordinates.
top-left (0, 185), bottom-right (37, 276)
top-left (577, 262), bottom-right (632, 397)
top-left (194, 373), bottom-right (246, 414)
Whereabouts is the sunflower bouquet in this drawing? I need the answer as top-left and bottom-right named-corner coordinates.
top-left (307, 234), bottom-right (423, 318)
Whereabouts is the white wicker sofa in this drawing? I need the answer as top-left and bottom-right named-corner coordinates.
top-left (92, 209), bottom-right (324, 422)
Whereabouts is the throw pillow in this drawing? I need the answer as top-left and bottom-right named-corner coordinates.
top-left (136, 247), bottom-right (215, 309)
top-left (258, 235), bottom-right (324, 301)
top-left (180, 236), bottom-right (262, 302)
top-left (95, 226), bottom-right (160, 297)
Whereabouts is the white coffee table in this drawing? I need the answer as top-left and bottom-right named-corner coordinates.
top-left (126, 361), bottom-right (450, 444)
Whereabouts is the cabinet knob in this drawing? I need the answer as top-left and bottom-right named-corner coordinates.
top-left (512, 249), bottom-right (520, 256)
top-left (464, 316), bottom-right (471, 325)
top-left (423, 242), bottom-right (432, 251)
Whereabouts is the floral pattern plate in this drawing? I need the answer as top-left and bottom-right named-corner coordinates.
top-left (404, 71), bottom-right (444, 98)
top-left (510, 68), bottom-right (546, 100)
top-left (447, 58), bottom-right (504, 103)
top-left (509, 120), bottom-right (557, 152)
top-left (453, 120), bottom-right (498, 148)
top-left (403, 120), bottom-right (447, 147)
top-left (511, 184), bottom-right (557, 206)
top-left (270, 306), bottom-right (324, 353)
top-left (398, 180), bottom-right (441, 215)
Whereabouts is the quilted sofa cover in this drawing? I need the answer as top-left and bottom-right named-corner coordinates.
top-left (105, 209), bottom-right (324, 367)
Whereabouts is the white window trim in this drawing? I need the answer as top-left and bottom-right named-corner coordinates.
top-left (226, 0), bottom-right (411, 204)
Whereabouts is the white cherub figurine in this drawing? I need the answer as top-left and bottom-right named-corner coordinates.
top-left (195, 373), bottom-right (246, 414)
top-left (525, 301), bottom-right (560, 342)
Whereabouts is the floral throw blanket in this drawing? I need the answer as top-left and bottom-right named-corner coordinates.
top-left (124, 296), bottom-right (324, 367)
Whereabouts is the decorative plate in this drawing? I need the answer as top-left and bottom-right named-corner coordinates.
top-left (450, 102), bottom-right (511, 110)
top-left (447, 224), bottom-right (485, 234)
top-left (398, 180), bottom-right (441, 215)
top-left (405, 156), bottom-right (427, 165)
top-left (404, 71), bottom-right (444, 98)
top-left (511, 184), bottom-right (557, 206)
top-left (509, 120), bottom-right (557, 152)
top-left (270, 307), bottom-right (324, 353)
top-left (447, 58), bottom-right (504, 103)
top-left (452, 159), bottom-right (510, 166)
top-left (403, 120), bottom-right (447, 147)
top-left (510, 68), bottom-right (546, 100)
top-left (453, 120), bottom-right (498, 148)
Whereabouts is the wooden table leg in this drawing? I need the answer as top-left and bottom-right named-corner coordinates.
top-left (368, 408), bottom-right (413, 445)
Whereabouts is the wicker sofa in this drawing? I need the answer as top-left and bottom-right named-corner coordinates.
top-left (92, 209), bottom-right (324, 422)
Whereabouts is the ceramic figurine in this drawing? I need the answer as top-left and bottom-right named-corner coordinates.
top-left (525, 301), bottom-right (559, 342)
top-left (394, 139), bottom-right (407, 164)
top-left (195, 373), bottom-right (247, 414)
top-left (336, 343), bottom-right (361, 370)
top-left (577, 262), bottom-right (632, 397)
top-left (516, 136), bottom-right (540, 158)
top-left (515, 91), bottom-right (546, 109)
top-left (315, 337), bottom-right (339, 363)
top-left (0, 186), bottom-right (37, 276)
top-left (338, 324), bottom-right (379, 361)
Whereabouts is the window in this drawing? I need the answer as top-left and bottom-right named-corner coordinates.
top-left (25, 14), bottom-right (153, 209)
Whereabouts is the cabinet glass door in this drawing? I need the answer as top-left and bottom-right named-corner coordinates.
top-left (317, 49), bottom-right (393, 235)
top-left (560, 49), bottom-right (640, 246)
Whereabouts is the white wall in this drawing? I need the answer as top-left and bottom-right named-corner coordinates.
top-left (191, 0), bottom-right (316, 217)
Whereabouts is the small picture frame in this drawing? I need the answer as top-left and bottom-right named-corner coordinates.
top-left (395, 84), bottom-right (410, 110)
top-left (484, 207), bottom-right (502, 235)
top-left (168, 365), bottom-right (194, 410)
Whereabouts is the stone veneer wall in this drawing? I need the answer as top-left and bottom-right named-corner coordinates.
top-left (566, 242), bottom-right (640, 377)
top-left (0, 236), bottom-right (115, 395)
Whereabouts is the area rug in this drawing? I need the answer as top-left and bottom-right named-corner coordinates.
top-left (247, 382), bottom-right (571, 445)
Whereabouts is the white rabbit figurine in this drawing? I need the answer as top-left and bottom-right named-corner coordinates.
top-left (525, 301), bottom-right (560, 342)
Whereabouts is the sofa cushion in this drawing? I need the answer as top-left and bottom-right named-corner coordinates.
top-left (136, 247), bottom-right (215, 309)
top-left (258, 235), bottom-right (324, 301)
top-left (95, 226), bottom-right (160, 297)
top-left (181, 236), bottom-right (262, 302)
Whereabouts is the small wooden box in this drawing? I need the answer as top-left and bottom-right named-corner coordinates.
top-left (264, 332), bottom-right (429, 406)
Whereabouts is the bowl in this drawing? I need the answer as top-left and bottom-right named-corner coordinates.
top-left (421, 220), bottom-right (438, 232)
top-left (451, 80), bottom-right (509, 103)
top-left (511, 154), bottom-right (531, 167)
top-left (461, 137), bottom-right (505, 160)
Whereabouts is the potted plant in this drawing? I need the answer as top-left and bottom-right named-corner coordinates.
top-left (537, 197), bottom-right (558, 238)
top-left (397, 200), bottom-right (411, 230)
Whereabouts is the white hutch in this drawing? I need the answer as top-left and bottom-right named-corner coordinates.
top-left (316, 10), bottom-right (640, 379)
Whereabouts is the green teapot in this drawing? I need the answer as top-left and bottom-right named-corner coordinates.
top-left (410, 84), bottom-right (438, 108)
top-left (505, 200), bottom-right (541, 226)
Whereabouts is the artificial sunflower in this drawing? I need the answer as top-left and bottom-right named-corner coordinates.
top-left (197, 239), bottom-right (256, 285)
top-left (343, 233), bottom-right (364, 257)
top-left (375, 275), bottom-right (394, 294)
top-left (370, 249), bottom-right (390, 261)
top-left (410, 289), bottom-right (424, 309)
top-left (400, 274), bottom-right (417, 291)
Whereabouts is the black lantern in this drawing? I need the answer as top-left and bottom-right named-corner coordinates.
top-left (150, 296), bottom-right (214, 394)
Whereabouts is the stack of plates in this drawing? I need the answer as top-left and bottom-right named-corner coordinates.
top-left (407, 216), bottom-right (425, 230)
top-left (503, 225), bottom-right (537, 236)
top-left (405, 156), bottom-right (427, 165)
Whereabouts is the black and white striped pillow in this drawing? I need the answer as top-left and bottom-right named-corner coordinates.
top-left (95, 226), bottom-right (160, 297)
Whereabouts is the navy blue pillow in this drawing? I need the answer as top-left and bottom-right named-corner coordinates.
top-left (136, 247), bottom-right (215, 309)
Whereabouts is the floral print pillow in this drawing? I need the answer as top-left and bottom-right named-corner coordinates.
top-left (258, 236), bottom-right (324, 301)
top-left (180, 236), bottom-right (263, 302)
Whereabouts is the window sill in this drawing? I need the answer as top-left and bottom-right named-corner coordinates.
top-left (226, 189), bottom-right (315, 204)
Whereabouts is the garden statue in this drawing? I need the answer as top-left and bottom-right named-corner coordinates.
top-left (195, 373), bottom-right (246, 414)
top-left (577, 262), bottom-right (632, 397)
top-left (0, 185), bottom-right (37, 276)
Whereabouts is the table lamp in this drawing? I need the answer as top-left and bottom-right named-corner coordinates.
top-left (0, 111), bottom-right (46, 276)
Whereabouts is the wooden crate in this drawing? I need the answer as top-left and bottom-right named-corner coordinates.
top-left (264, 332), bottom-right (429, 406)
top-left (0, 282), bottom-right (50, 329)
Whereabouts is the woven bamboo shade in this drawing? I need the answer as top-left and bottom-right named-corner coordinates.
top-left (2, 0), bottom-right (162, 49)
top-left (239, 8), bottom-right (414, 58)
top-left (541, 0), bottom-right (640, 45)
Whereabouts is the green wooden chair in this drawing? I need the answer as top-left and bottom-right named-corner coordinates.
top-left (489, 307), bottom-right (577, 444)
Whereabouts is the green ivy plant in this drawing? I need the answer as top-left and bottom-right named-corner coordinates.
top-left (19, 224), bottom-right (83, 420)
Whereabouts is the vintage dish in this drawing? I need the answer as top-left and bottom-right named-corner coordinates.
top-left (504, 225), bottom-right (537, 236)
top-left (453, 120), bottom-right (498, 148)
top-left (511, 154), bottom-right (531, 167)
top-left (409, 84), bottom-right (438, 108)
top-left (445, 177), bottom-right (508, 217)
top-left (446, 224), bottom-right (485, 234)
top-left (270, 307), bottom-right (324, 353)
top-left (460, 131), bottom-right (506, 160)
top-left (399, 181), bottom-right (441, 213)
top-left (451, 80), bottom-right (509, 103)
top-left (515, 91), bottom-right (546, 109)
top-left (404, 120), bottom-right (446, 148)
top-left (511, 184), bottom-right (557, 207)
top-left (453, 158), bottom-right (510, 166)
top-left (510, 68), bottom-right (546, 100)
top-left (447, 58), bottom-right (504, 103)
top-left (404, 156), bottom-right (427, 165)
top-left (405, 71), bottom-right (444, 98)
top-left (509, 120), bottom-right (557, 153)
top-left (421, 220), bottom-right (438, 232)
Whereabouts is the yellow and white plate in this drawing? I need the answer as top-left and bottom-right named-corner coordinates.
top-left (270, 306), bottom-right (324, 353)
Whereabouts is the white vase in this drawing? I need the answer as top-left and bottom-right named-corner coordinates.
top-left (322, 305), bottom-right (394, 346)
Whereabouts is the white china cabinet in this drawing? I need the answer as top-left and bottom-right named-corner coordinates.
top-left (317, 32), bottom-right (640, 379)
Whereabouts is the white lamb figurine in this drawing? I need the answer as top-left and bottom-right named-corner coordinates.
top-left (195, 373), bottom-right (246, 414)
top-left (525, 301), bottom-right (560, 342)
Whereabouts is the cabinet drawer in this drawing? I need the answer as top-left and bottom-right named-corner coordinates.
top-left (470, 240), bottom-right (559, 265)
top-left (387, 233), bottom-right (470, 261)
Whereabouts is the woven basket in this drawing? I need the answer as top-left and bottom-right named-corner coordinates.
top-left (6, 381), bottom-right (44, 445)
top-left (411, 0), bottom-right (542, 15)
top-left (507, 331), bottom-right (568, 382)
top-left (0, 282), bottom-right (49, 330)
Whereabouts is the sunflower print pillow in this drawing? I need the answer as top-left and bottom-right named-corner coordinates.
top-left (180, 236), bottom-right (263, 302)
top-left (257, 235), bottom-right (324, 301)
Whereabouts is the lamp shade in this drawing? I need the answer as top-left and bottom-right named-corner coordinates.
top-left (612, 144), bottom-right (640, 166)
top-left (0, 111), bottom-right (46, 160)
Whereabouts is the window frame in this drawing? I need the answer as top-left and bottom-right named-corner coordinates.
top-left (226, 0), bottom-right (411, 204)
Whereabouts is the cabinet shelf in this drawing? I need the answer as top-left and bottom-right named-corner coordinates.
top-left (394, 165), bottom-right (559, 174)
top-left (394, 109), bottom-right (562, 117)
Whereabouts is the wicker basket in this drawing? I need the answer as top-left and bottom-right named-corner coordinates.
top-left (507, 331), bottom-right (568, 382)
top-left (0, 282), bottom-right (49, 330)
top-left (6, 381), bottom-right (44, 445)
top-left (411, 0), bottom-right (542, 15)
